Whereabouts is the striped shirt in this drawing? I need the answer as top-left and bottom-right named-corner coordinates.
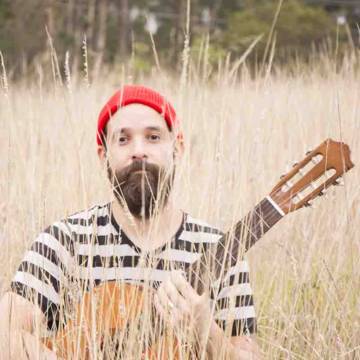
top-left (11, 202), bottom-right (256, 337)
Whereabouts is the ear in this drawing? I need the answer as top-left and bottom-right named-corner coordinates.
top-left (97, 145), bottom-right (107, 168)
top-left (173, 132), bottom-right (185, 162)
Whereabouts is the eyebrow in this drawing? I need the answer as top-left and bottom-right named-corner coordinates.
top-left (145, 126), bottom-right (162, 132)
top-left (112, 126), bottom-right (163, 138)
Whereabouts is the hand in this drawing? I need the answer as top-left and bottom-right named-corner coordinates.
top-left (154, 271), bottom-right (262, 360)
top-left (154, 270), bottom-right (212, 346)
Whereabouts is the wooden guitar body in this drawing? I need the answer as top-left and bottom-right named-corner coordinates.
top-left (44, 282), bottom-right (180, 359)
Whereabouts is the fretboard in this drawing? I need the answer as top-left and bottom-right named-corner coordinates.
top-left (187, 196), bottom-right (285, 292)
top-left (213, 196), bottom-right (284, 279)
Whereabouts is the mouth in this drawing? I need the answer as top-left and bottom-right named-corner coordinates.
top-left (132, 170), bottom-right (146, 174)
top-left (129, 169), bottom-right (149, 179)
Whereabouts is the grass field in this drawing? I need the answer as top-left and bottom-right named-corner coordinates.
top-left (0, 49), bottom-right (359, 359)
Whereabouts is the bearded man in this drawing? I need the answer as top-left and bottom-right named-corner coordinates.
top-left (0, 85), bottom-right (260, 359)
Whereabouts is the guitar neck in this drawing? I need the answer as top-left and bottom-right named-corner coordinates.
top-left (213, 196), bottom-right (284, 278)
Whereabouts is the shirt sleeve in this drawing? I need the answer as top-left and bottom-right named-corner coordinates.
top-left (212, 259), bottom-right (257, 336)
top-left (10, 222), bottom-right (74, 331)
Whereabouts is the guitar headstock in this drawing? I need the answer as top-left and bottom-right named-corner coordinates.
top-left (270, 138), bottom-right (354, 214)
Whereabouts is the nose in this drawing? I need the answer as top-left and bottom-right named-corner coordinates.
top-left (131, 138), bottom-right (148, 161)
top-left (132, 153), bottom-right (147, 161)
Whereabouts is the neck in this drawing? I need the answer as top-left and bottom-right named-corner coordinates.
top-left (111, 195), bottom-right (183, 251)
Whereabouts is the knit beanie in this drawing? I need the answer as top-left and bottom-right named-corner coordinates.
top-left (97, 85), bottom-right (178, 146)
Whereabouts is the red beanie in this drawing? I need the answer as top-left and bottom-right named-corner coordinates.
top-left (97, 85), bottom-right (178, 145)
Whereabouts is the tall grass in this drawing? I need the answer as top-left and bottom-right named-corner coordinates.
top-left (0, 45), bottom-right (359, 358)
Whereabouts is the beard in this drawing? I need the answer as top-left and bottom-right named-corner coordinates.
top-left (107, 159), bottom-right (174, 219)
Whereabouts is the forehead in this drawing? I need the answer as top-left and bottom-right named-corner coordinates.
top-left (107, 103), bottom-right (169, 133)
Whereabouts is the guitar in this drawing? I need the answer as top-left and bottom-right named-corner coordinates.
top-left (44, 138), bottom-right (354, 359)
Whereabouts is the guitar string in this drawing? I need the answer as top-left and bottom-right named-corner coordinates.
top-left (188, 181), bottom-right (331, 293)
top-left (178, 176), bottom-right (332, 288)
top-left (122, 198), bottom-right (285, 292)
top-left (177, 198), bottom-right (283, 293)
top-left (183, 163), bottom-right (343, 310)
top-left (183, 187), bottom-right (320, 293)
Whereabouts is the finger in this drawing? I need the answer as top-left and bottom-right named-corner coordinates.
top-left (170, 271), bottom-right (198, 301)
top-left (154, 293), bottom-right (167, 317)
top-left (157, 284), bottom-right (175, 312)
top-left (154, 292), bottom-right (177, 322)
top-left (154, 293), bottom-right (183, 327)
top-left (154, 293), bottom-right (174, 326)
top-left (163, 278), bottom-right (191, 313)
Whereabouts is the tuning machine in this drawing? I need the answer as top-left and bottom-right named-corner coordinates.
top-left (334, 177), bottom-right (345, 186)
top-left (304, 201), bottom-right (315, 208)
top-left (318, 190), bottom-right (325, 196)
top-left (306, 149), bottom-right (313, 155)
top-left (280, 161), bottom-right (298, 178)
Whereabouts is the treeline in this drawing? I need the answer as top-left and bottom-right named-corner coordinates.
top-left (0, 0), bottom-right (359, 77)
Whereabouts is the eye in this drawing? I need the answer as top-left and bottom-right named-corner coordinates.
top-left (148, 134), bottom-right (161, 142)
top-left (118, 136), bottom-right (128, 145)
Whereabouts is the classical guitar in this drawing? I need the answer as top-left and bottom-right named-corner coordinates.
top-left (44, 138), bottom-right (354, 359)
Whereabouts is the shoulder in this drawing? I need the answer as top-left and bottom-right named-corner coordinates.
top-left (39, 202), bottom-right (114, 249)
top-left (64, 202), bottom-right (111, 225)
top-left (42, 202), bottom-right (109, 232)
top-left (57, 202), bottom-right (114, 232)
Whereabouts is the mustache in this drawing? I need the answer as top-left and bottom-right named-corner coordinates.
top-left (111, 160), bottom-right (162, 187)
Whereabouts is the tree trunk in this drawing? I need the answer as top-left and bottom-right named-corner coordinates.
top-left (93, 0), bottom-right (108, 77)
top-left (171, 0), bottom-right (186, 67)
top-left (87, 0), bottom-right (97, 49)
top-left (44, 1), bottom-right (55, 35)
top-left (119, 0), bottom-right (129, 59)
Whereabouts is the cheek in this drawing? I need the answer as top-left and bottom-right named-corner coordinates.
top-left (155, 145), bottom-right (175, 168)
top-left (107, 149), bottom-right (127, 171)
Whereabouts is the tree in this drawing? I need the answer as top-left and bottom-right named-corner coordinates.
top-left (119, 0), bottom-right (130, 59)
top-left (220, 0), bottom-right (337, 63)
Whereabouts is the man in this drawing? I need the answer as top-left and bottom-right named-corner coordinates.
top-left (0, 85), bottom-right (260, 359)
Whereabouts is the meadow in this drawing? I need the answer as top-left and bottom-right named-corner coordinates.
top-left (0, 48), bottom-right (359, 359)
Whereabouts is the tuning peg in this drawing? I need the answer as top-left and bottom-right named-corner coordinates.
top-left (292, 162), bottom-right (299, 167)
top-left (304, 200), bottom-right (315, 208)
top-left (306, 149), bottom-right (313, 155)
top-left (318, 190), bottom-right (325, 196)
top-left (280, 174), bottom-right (286, 179)
top-left (334, 178), bottom-right (345, 186)
top-left (308, 201), bottom-right (316, 209)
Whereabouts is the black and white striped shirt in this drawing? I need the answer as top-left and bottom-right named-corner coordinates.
top-left (11, 203), bottom-right (256, 336)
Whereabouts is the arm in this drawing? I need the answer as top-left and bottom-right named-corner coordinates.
top-left (3, 222), bottom-right (75, 359)
top-left (0, 292), bottom-right (57, 360)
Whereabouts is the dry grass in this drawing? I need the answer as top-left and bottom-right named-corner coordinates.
top-left (0, 49), bottom-right (359, 359)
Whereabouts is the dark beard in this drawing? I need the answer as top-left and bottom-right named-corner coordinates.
top-left (107, 160), bottom-right (174, 219)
